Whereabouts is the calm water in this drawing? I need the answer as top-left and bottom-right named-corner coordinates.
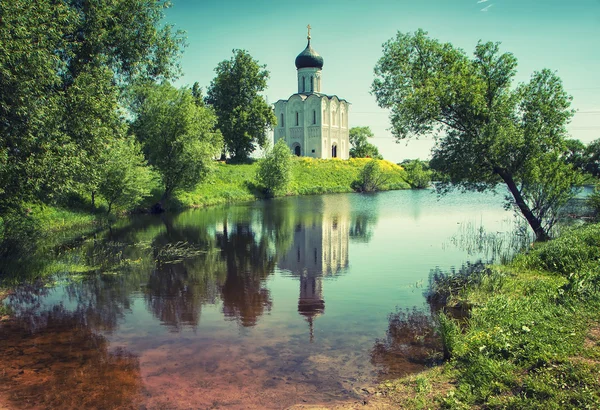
top-left (1, 190), bottom-right (522, 409)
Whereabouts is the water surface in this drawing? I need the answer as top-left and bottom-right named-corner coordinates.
top-left (1, 190), bottom-right (520, 409)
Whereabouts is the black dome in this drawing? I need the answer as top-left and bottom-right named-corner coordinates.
top-left (295, 40), bottom-right (324, 69)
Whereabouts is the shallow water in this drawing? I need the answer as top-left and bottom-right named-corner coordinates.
top-left (1, 190), bottom-right (521, 409)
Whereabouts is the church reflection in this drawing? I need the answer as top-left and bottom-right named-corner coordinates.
top-left (278, 195), bottom-right (350, 341)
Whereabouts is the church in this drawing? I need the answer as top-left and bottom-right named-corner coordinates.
top-left (273, 26), bottom-right (351, 159)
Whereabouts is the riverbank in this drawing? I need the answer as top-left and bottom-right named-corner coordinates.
top-left (377, 223), bottom-right (600, 408)
top-left (175, 157), bottom-right (409, 209)
top-left (13, 157), bottom-right (409, 237)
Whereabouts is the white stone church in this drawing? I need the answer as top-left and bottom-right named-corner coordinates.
top-left (273, 26), bottom-right (350, 159)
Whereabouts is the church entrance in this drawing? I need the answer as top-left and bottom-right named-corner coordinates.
top-left (331, 144), bottom-right (337, 158)
top-left (292, 143), bottom-right (301, 156)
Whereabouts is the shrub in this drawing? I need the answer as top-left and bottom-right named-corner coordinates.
top-left (256, 139), bottom-right (292, 197)
top-left (402, 159), bottom-right (432, 189)
top-left (351, 159), bottom-right (389, 192)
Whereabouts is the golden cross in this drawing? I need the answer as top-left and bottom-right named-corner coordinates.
top-left (307, 24), bottom-right (312, 39)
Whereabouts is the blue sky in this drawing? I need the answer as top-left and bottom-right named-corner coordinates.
top-left (166, 0), bottom-right (600, 162)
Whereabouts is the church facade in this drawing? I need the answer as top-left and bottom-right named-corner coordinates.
top-left (273, 27), bottom-right (350, 159)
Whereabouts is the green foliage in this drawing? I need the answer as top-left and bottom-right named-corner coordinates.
top-left (177, 158), bottom-right (409, 208)
top-left (412, 223), bottom-right (600, 409)
top-left (130, 82), bottom-right (223, 200)
top-left (349, 126), bottom-right (382, 159)
top-left (206, 50), bottom-right (276, 161)
top-left (351, 160), bottom-right (390, 192)
top-left (437, 313), bottom-right (461, 361)
top-left (564, 138), bottom-right (600, 178)
top-left (0, 0), bottom-right (184, 243)
top-left (98, 137), bottom-right (157, 214)
top-left (587, 184), bottom-right (600, 216)
top-left (401, 159), bottom-right (432, 189)
top-left (372, 30), bottom-right (578, 241)
top-left (256, 140), bottom-right (293, 197)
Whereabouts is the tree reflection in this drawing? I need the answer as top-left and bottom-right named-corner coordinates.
top-left (217, 221), bottom-right (275, 327)
top-left (349, 211), bottom-right (378, 243)
top-left (0, 305), bottom-right (142, 409)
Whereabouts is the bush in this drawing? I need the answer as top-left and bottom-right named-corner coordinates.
top-left (587, 184), bottom-right (600, 217)
top-left (401, 159), bottom-right (432, 189)
top-left (256, 139), bottom-right (292, 197)
top-left (351, 159), bottom-right (389, 192)
top-left (514, 224), bottom-right (600, 277)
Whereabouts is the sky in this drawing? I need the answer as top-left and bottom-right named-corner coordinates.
top-left (165, 0), bottom-right (600, 163)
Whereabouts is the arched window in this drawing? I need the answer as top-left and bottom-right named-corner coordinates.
top-left (280, 113), bottom-right (284, 127)
top-left (313, 110), bottom-right (316, 124)
top-left (332, 144), bottom-right (337, 158)
top-left (295, 112), bottom-right (299, 126)
top-left (341, 112), bottom-right (344, 127)
top-left (302, 77), bottom-right (305, 93)
top-left (295, 145), bottom-right (301, 156)
top-left (310, 76), bottom-right (313, 92)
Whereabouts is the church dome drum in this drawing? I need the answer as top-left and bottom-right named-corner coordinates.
top-left (295, 40), bottom-right (324, 69)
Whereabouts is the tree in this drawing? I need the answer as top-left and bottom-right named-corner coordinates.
top-left (401, 159), bottom-right (432, 189)
top-left (349, 126), bottom-right (383, 159)
top-left (256, 140), bottom-right (293, 197)
top-left (97, 137), bottom-right (156, 214)
top-left (372, 30), bottom-right (579, 240)
top-left (582, 139), bottom-right (600, 177)
top-left (0, 0), bottom-right (184, 212)
top-left (563, 139), bottom-right (587, 174)
top-left (131, 82), bottom-right (223, 202)
top-left (351, 160), bottom-right (389, 192)
top-left (206, 50), bottom-right (276, 161)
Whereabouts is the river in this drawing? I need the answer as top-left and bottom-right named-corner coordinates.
top-left (0, 189), bottom-right (525, 409)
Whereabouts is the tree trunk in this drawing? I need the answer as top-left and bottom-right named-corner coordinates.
top-left (495, 168), bottom-right (550, 241)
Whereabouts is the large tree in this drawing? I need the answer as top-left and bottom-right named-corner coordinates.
top-left (130, 82), bottom-right (223, 202)
top-left (349, 126), bottom-right (383, 159)
top-left (205, 50), bottom-right (276, 161)
top-left (0, 0), bottom-right (184, 212)
top-left (372, 30), bottom-right (579, 241)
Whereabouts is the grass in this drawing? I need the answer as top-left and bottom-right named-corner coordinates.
top-left (381, 223), bottom-right (600, 409)
top-left (176, 157), bottom-right (409, 208)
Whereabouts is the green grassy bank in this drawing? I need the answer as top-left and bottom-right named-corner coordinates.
top-left (381, 223), bottom-right (600, 409)
top-left (5, 158), bottom-right (408, 240)
top-left (175, 157), bottom-right (409, 208)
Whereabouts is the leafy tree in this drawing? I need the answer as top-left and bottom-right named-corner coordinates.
top-left (349, 126), bottom-right (383, 159)
top-left (372, 30), bottom-right (579, 240)
top-left (131, 82), bottom-right (223, 202)
top-left (563, 139), bottom-right (587, 174)
top-left (0, 0), bottom-right (184, 211)
top-left (256, 140), bottom-right (293, 197)
top-left (582, 139), bottom-right (600, 177)
top-left (98, 137), bottom-right (157, 214)
top-left (191, 82), bottom-right (205, 107)
top-left (206, 50), bottom-right (276, 161)
top-left (352, 160), bottom-right (389, 192)
top-left (0, 0), bottom-right (76, 210)
top-left (401, 159), bottom-right (432, 189)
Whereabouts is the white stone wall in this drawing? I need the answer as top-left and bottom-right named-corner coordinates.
top-left (297, 68), bottom-right (321, 93)
top-left (274, 95), bottom-right (349, 160)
